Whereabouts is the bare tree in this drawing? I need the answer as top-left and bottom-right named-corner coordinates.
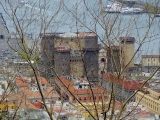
top-left (0, 0), bottom-right (160, 119)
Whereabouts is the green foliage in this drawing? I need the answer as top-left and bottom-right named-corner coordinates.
top-left (23, 53), bottom-right (28, 59)
top-left (18, 50), bottom-right (23, 55)
top-left (147, 3), bottom-right (155, 9)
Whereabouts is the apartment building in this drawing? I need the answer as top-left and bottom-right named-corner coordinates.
top-left (103, 73), bottom-right (148, 102)
top-left (0, 13), bottom-right (10, 58)
top-left (141, 55), bottom-right (160, 72)
top-left (135, 88), bottom-right (160, 114)
top-left (54, 75), bottom-right (109, 103)
top-left (142, 55), bottom-right (160, 67)
top-left (14, 76), bottom-right (59, 105)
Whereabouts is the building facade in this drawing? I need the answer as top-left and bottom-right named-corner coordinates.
top-left (41, 32), bottom-right (99, 82)
top-left (120, 37), bottom-right (135, 68)
top-left (0, 13), bottom-right (10, 60)
top-left (142, 55), bottom-right (160, 72)
top-left (142, 55), bottom-right (160, 67)
top-left (103, 73), bottom-right (148, 102)
top-left (106, 46), bottom-right (120, 72)
top-left (135, 88), bottom-right (160, 114)
top-left (98, 48), bottom-right (107, 75)
top-left (14, 76), bottom-right (59, 103)
top-left (54, 76), bottom-right (109, 103)
top-left (99, 37), bottom-right (135, 73)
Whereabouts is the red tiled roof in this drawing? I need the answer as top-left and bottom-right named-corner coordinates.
top-left (20, 87), bottom-right (59, 99)
top-left (33, 102), bottom-right (43, 109)
top-left (55, 76), bottom-right (107, 95)
top-left (7, 93), bottom-right (38, 110)
top-left (15, 77), bottom-right (49, 87)
top-left (39, 77), bottom-right (49, 85)
top-left (136, 110), bottom-right (151, 117)
top-left (103, 73), bottom-right (147, 90)
top-left (15, 77), bottom-right (29, 87)
top-left (121, 81), bottom-right (139, 90)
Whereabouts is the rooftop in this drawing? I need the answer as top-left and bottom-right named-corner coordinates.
top-left (142, 55), bottom-right (160, 58)
top-left (15, 76), bottom-right (49, 87)
top-left (120, 37), bottom-right (135, 43)
top-left (55, 76), bottom-right (107, 95)
top-left (103, 73), bottom-right (147, 90)
top-left (20, 86), bottom-right (59, 99)
top-left (41, 32), bottom-right (97, 38)
top-left (6, 93), bottom-right (38, 110)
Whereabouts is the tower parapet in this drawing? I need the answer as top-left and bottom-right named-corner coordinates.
top-left (120, 37), bottom-right (135, 44)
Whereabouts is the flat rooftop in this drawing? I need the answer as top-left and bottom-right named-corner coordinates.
top-left (41, 32), bottom-right (97, 38)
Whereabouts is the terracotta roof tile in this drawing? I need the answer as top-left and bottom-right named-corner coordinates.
top-left (33, 102), bottom-right (43, 109)
top-left (15, 77), bottom-right (29, 87)
top-left (39, 77), bottom-right (49, 85)
top-left (7, 93), bottom-right (37, 110)
top-left (56, 76), bottom-right (107, 95)
top-left (103, 73), bottom-right (147, 90)
top-left (20, 87), bottom-right (59, 99)
top-left (15, 77), bottom-right (49, 87)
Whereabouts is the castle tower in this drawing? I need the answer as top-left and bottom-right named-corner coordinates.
top-left (120, 37), bottom-right (135, 68)
top-left (70, 50), bottom-right (84, 77)
top-left (41, 32), bottom-right (99, 82)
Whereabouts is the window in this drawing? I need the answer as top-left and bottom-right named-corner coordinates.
top-left (11, 106), bottom-right (14, 109)
top-left (79, 85), bottom-right (82, 89)
top-left (0, 35), bottom-right (3, 39)
top-left (79, 97), bottom-right (81, 101)
top-left (84, 97), bottom-right (86, 101)
top-left (101, 58), bottom-right (106, 62)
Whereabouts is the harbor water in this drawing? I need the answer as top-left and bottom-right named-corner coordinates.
top-left (0, 0), bottom-right (160, 56)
